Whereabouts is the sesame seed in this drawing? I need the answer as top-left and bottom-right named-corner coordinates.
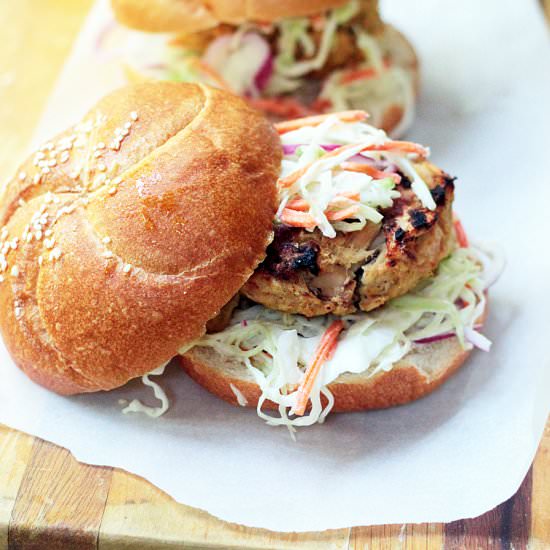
top-left (41, 166), bottom-right (51, 175)
top-left (10, 239), bottom-right (18, 250)
top-left (49, 248), bottom-right (62, 261)
top-left (11, 265), bottom-right (19, 277)
top-left (44, 192), bottom-right (53, 203)
top-left (97, 142), bottom-right (105, 149)
top-left (18, 199), bottom-right (26, 207)
top-left (124, 122), bottom-right (132, 129)
top-left (93, 150), bottom-right (102, 158)
top-left (38, 256), bottom-right (43, 266)
top-left (121, 128), bottom-right (129, 137)
top-left (112, 176), bottom-right (123, 185)
top-left (53, 196), bottom-right (61, 204)
top-left (130, 111), bottom-right (138, 121)
top-left (39, 204), bottom-right (47, 214)
top-left (35, 151), bottom-right (46, 160)
top-left (0, 228), bottom-right (8, 240)
top-left (0, 275), bottom-right (4, 283)
top-left (35, 230), bottom-right (43, 240)
top-left (60, 152), bottom-right (70, 163)
top-left (0, 258), bottom-right (6, 272)
top-left (108, 187), bottom-right (117, 195)
top-left (102, 236), bottom-right (111, 244)
top-left (44, 229), bottom-right (53, 237)
top-left (70, 171), bottom-right (80, 180)
top-left (25, 234), bottom-right (32, 243)
top-left (18, 171), bottom-right (26, 181)
top-left (33, 174), bottom-right (42, 185)
top-left (110, 142), bottom-right (121, 151)
top-left (123, 263), bottom-right (132, 273)
top-left (103, 251), bottom-right (113, 259)
top-left (97, 163), bottom-right (107, 172)
top-left (48, 159), bottom-right (57, 167)
top-left (14, 306), bottom-right (23, 319)
top-left (44, 238), bottom-right (55, 249)
top-left (44, 142), bottom-right (54, 151)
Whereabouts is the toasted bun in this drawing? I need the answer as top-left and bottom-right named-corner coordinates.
top-left (0, 82), bottom-right (281, 395)
top-left (110, 0), bottom-right (219, 33)
top-left (111, 0), bottom-right (350, 31)
top-left (181, 336), bottom-right (472, 412)
top-left (180, 303), bottom-right (488, 412)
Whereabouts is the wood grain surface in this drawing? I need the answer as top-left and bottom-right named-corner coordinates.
top-left (0, 1), bottom-right (549, 548)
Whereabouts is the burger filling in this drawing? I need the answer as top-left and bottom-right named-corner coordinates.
top-left (244, 112), bottom-right (454, 316)
top-left (179, 113), bottom-right (503, 431)
top-left (118, 0), bottom-right (416, 133)
top-left (183, 244), bottom-right (498, 432)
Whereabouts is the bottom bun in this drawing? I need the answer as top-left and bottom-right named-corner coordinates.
top-left (180, 333), bottom-right (473, 413)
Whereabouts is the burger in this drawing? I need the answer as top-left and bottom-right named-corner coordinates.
top-left (0, 82), bottom-right (498, 433)
top-left (109, 0), bottom-right (418, 135)
top-left (179, 108), bottom-right (497, 432)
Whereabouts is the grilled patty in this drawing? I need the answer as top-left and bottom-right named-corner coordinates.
top-left (242, 161), bottom-right (456, 317)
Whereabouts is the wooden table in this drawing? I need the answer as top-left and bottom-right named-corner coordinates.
top-left (0, 2), bottom-right (549, 548)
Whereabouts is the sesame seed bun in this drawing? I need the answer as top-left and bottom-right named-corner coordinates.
top-left (0, 82), bottom-right (281, 395)
top-left (110, 0), bottom-right (350, 32)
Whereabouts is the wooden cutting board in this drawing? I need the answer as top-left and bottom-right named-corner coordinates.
top-left (0, 1), bottom-right (549, 548)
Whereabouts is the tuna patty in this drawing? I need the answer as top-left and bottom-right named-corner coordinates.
top-left (242, 161), bottom-right (455, 317)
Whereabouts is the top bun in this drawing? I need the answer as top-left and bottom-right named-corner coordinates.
top-left (111, 0), bottom-right (350, 32)
top-left (0, 82), bottom-right (281, 395)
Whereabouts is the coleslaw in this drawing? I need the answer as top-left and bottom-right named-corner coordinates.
top-left (186, 245), bottom-right (497, 430)
top-left (112, 0), bottom-right (415, 131)
top-left (275, 113), bottom-right (432, 237)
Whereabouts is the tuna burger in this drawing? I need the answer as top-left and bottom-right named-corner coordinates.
top-left (180, 110), bottom-right (499, 431)
top-left (110, 0), bottom-right (418, 135)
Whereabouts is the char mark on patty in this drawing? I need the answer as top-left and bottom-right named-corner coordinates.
top-left (408, 208), bottom-right (430, 230)
top-left (397, 171), bottom-right (412, 189)
top-left (260, 225), bottom-right (319, 279)
top-left (431, 174), bottom-right (456, 206)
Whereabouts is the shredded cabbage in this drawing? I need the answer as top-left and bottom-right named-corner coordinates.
top-left (278, 115), bottom-right (432, 237)
top-left (121, 362), bottom-right (170, 418)
top-left (190, 247), bottom-right (494, 430)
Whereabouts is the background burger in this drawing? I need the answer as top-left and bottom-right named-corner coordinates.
top-left (110, 0), bottom-right (419, 136)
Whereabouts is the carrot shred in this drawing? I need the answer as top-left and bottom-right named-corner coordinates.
top-left (311, 98), bottom-right (332, 113)
top-left (361, 140), bottom-right (429, 158)
top-left (248, 97), bottom-right (316, 119)
top-left (334, 191), bottom-right (360, 202)
top-left (293, 320), bottom-right (344, 416)
top-left (340, 67), bottom-right (378, 85)
top-left (325, 204), bottom-right (361, 221)
top-left (341, 162), bottom-right (401, 183)
top-left (282, 191), bottom-right (361, 226)
top-left (285, 198), bottom-right (310, 211)
top-left (274, 110), bottom-right (369, 135)
top-left (453, 215), bottom-right (469, 248)
top-left (340, 59), bottom-right (391, 85)
top-left (280, 209), bottom-right (316, 229)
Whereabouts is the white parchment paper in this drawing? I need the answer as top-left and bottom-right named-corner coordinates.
top-left (1, 0), bottom-right (549, 532)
